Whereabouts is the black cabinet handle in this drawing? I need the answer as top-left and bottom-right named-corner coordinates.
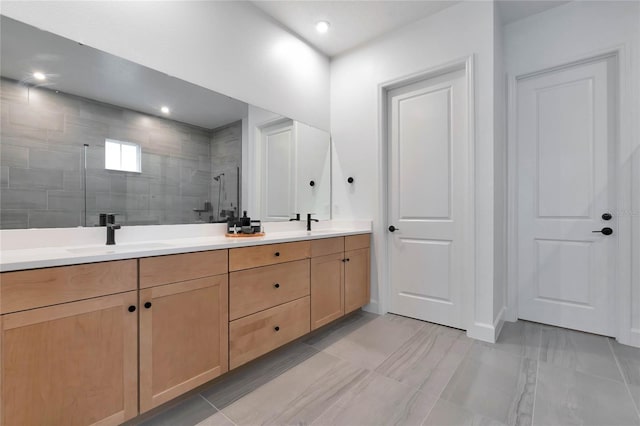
top-left (128, 305), bottom-right (136, 313)
top-left (275, 252), bottom-right (280, 257)
top-left (593, 227), bottom-right (613, 236)
top-left (274, 326), bottom-right (280, 332)
top-left (346, 258), bottom-right (350, 262)
top-left (347, 177), bottom-right (354, 184)
top-left (274, 283), bottom-right (280, 288)
top-left (310, 180), bottom-right (315, 187)
top-left (144, 302), bottom-right (152, 309)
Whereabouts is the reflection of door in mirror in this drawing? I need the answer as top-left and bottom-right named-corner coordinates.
top-left (260, 120), bottom-right (295, 222)
top-left (295, 123), bottom-right (331, 219)
top-left (258, 119), bottom-right (331, 222)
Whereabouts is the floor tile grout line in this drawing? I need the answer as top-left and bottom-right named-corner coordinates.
top-left (198, 394), bottom-right (238, 425)
top-left (538, 327), bottom-right (629, 385)
top-left (316, 314), bottom-right (429, 373)
top-left (419, 335), bottom-right (475, 426)
top-left (607, 338), bottom-right (640, 421)
top-left (530, 327), bottom-right (543, 426)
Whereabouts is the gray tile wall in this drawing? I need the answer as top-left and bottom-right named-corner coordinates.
top-left (211, 121), bottom-right (242, 222)
top-left (0, 77), bottom-right (241, 229)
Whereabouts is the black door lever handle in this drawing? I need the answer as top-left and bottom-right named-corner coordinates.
top-left (593, 227), bottom-right (613, 235)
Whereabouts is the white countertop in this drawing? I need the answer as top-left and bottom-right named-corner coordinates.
top-left (0, 221), bottom-right (372, 272)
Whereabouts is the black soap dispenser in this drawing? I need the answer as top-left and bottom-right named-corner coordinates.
top-left (241, 211), bottom-right (250, 227)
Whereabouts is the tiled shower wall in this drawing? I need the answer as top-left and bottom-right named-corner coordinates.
top-left (210, 122), bottom-right (242, 222)
top-left (0, 77), bottom-right (240, 229)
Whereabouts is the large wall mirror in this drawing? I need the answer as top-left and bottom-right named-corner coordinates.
top-left (0, 16), bottom-right (331, 229)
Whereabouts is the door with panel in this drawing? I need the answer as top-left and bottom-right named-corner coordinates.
top-left (517, 56), bottom-right (616, 336)
top-left (260, 120), bottom-right (296, 221)
top-left (1, 291), bottom-right (138, 426)
top-left (387, 67), bottom-right (470, 329)
top-left (139, 275), bottom-right (229, 412)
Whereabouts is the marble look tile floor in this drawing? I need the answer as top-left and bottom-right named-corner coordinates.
top-left (136, 313), bottom-right (640, 426)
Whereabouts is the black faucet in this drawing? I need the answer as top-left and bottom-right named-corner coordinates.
top-left (106, 214), bottom-right (121, 245)
top-left (306, 213), bottom-right (319, 231)
top-left (289, 213), bottom-right (301, 222)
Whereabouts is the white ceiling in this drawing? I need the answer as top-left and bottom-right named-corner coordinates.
top-left (252, 1), bottom-right (458, 57)
top-left (252, 0), bottom-right (571, 57)
top-left (0, 17), bottom-right (248, 130)
top-left (497, 0), bottom-right (571, 25)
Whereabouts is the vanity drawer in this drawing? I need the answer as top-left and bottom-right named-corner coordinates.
top-left (140, 250), bottom-right (228, 288)
top-left (311, 237), bottom-right (344, 258)
top-left (228, 241), bottom-right (311, 271)
top-left (0, 260), bottom-right (137, 314)
top-left (345, 234), bottom-right (370, 251)
top-left (230, 259), bottom-right (310, 320)
top-left (229, 296), bottom-right (310, 369)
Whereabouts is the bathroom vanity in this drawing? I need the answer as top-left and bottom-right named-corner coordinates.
top-left (0, 228), bottom-right (370, 425)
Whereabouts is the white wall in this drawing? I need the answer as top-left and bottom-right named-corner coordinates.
top-left (0, 1), bottom-right (330, 131)
top-left (493, 3), bottom-right (508, 332)
top-left (330, 1), bottom-right (499, 340)
top-left (504, 1), bottom-right (640, 345)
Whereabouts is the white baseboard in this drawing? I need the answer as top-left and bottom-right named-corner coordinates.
top-left (467, 322), bottom-right (496, 342)
top-left (362, 299), bottom-right (381, 315)
top-left (504, 304), bottom-right (518, 322)
top-left (467, 306), bottom-right (507, 343)
top-left (619, 328), bottom-right (640, 348)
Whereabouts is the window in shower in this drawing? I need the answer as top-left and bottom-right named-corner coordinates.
top-left (105, 139), bottom-right (141, 173)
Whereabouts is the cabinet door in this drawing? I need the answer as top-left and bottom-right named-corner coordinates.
top-left (1, 291), bottom-right (138, 426)
top-left (344, 248), bottom-right (371, 314)
top-left (311, 252), bottom-right (344, 330)
top-left (139, 275), bottom-right (228, 412)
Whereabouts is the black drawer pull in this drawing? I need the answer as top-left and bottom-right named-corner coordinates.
top-left (275, 252), bottom-right (280, 257)
top-left (274, 326), bottom-right (280, 332)
top-left (144, 302), bottom-right (152, 309)
top-left (274, 283), bottom-right (280, 288)
top-left (128, 305), bottom-right (136, 313)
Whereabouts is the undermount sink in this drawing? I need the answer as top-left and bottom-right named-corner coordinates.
top-left (66, 242), bottom-right (172, 255)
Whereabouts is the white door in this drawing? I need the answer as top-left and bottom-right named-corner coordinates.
top-left (517, 56), bottom-right (616, 336)
top-left (260, 121), bottom-right (295, 221)
top-left (388, 67), bottom-right (470, 330)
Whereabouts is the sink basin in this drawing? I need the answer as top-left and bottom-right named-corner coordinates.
top-left (66, 242), bottom-right (172, 255)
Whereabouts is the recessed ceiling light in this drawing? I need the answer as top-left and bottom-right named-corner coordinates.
top-left (33, 71), bottom-right (46, 81)
top-left (161, 106), bottom-right (170, 114)
top-left (315, 21), bottom-right (330, 34)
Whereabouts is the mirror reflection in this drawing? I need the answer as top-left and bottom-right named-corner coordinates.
top-left (0, 16), bottom-right (331, 229)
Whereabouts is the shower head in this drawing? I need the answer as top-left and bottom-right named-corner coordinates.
top-left (213, 173), bottom-right (225, 182)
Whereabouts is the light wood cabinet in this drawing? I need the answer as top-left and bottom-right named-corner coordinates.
top-left (230, 259), bottom-right (310, 321)
top-left (1, 291), bottom-right (138, 426)
top-left (0, 233), bottom-right (370, 425)
top-left (139, 250), bottom-right (228, 288)
top-left (311, 252), bottom-right (345, 330)
top-left (0, 259), bottom-right (137, 314)
top-left (229, 296), bottom-right (310, 369)
top-left (229, 241), bottom-right (311, 271)
top-left (310, 235), bottom-right (370, 329)
top-left (139, 274), bottom-right (228, 413)
top-left (344, 247), bottom-right (371, 314)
